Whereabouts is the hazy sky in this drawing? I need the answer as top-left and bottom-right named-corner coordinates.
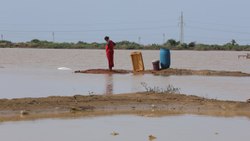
top-left (0, 0), bottom-right (250, 44)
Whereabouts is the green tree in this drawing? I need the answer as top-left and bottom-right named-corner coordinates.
top-left (188, 42), bottom-right (196, 48)
top-left (164, 39), bottom-right (178, 46)
top-left (231, 39), bottom-right (237, 46)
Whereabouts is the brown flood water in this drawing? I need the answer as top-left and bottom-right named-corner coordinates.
top-left (1, 48), bottom-right (250, 140)
top-left (0, 115), bottom-right (250, 141)
top-left (0, 48), bottom-right (250, 101)
top-left (1, 48), bottom-right (250, 72)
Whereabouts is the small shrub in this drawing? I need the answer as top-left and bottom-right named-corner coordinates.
top-left (141, 82), bottom-right (180, 94)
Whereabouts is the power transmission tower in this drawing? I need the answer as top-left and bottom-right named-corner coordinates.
top-left (52, 32), bottom-right (55, 42)
top-left (163, 33), bottom-right (166, 44)
top-left (179, 12), bottom-right (184, 44)
top-left (138, 36), bottom-right (141, 44)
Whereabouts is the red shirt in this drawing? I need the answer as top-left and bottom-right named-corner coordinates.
top-left (105, 40), bottom-right (116, 53)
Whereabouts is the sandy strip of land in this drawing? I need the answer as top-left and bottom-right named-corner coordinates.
top-left (0, 92), bottom-right (250, 122)
top-left (75, 68), bottom-right (250, 77)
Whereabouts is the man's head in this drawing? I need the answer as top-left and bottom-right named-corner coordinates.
top-left (104, 36), bottom-right (109, 42)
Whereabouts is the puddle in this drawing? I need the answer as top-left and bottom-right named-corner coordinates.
top-left (0, 115), bottom-right (249, 141)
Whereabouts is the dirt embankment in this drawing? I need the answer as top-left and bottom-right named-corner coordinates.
top-left (75, 68), bottom-right (250, 77)
top-left (0, 92), bottom-right (250, 122)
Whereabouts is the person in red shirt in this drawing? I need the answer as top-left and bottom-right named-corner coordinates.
top-left (104, 36), bottom-right (116, 71)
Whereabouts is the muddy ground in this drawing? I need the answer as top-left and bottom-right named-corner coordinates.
top-left (75, 68), bottom-right (250, 77)
top-left (0, 92), bottom-right (250, 122)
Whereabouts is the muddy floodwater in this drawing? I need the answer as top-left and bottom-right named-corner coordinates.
top-left (0, 115), bottom-right (250, 141)
top-left (0, 48), bottom-right (250, 101)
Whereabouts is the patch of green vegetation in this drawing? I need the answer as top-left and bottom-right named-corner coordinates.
top-left (1, 39), bottom-right (250, 51)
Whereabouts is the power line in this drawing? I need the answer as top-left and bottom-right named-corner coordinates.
top-left (0, 19), bottom-right (177, 27)
top-left (186, 19), bottom-right (250, 29)
top-left (186, 25), bottom-right (250, 35)
top-left (0, 25), bottom-right (177, 33)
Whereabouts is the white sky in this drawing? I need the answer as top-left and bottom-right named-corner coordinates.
top-left (0, 0), bottom-right (250, 45)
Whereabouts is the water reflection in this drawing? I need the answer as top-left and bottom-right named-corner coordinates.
top-left (105, 74), bottom-right (113, 95)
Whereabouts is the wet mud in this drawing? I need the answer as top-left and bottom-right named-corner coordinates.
top-left (0, 92), bottom-right (250, 122)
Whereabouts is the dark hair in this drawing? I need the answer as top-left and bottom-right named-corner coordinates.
top-left (104, 36), bottom-right (109, 40)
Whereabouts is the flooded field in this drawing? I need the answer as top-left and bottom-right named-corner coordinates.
top-left (0, 48), bottom-right (250, 101)
top-left (0, 115), bottom-right (250, 141)
top-left (1, 48), bottom-right (250, 72)
top-left (1, 48), bottom-right (250, 140)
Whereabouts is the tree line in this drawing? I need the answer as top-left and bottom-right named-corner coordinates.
top-left (0, 39), bottom-right (250, 51)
